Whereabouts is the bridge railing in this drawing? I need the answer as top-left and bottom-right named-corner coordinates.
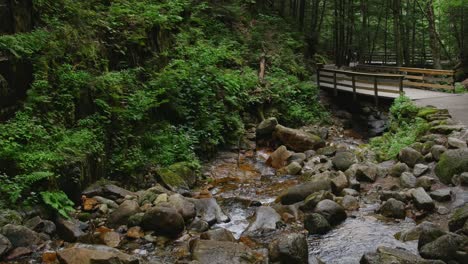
top-left (354, 65), bottom-right (455, 91)
top-left (317, 66), bottom-right (404, 106)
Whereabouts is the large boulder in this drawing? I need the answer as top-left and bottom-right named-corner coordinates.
top-left (448, 137), bottom-right (467, 149)
top-left (168, 194), bottom-right (196, 221)
top-left (55, 217), bottom-right (86, 242)
top-left (429, 189), bottom-right (452, 202)
top-left (418, 224), bottom-right (446, 250)
top-left (107, 200), bottom-right (140, 226)
top-left (0, 224), bottom-right (42, 248)
top-left (266, 146), bottom-right (292, 169)
top-left (411, 188), bottom-right (435, 211)
top-left (0, 234), bottom-right (12, 258)
top-left (449, 204), bottom-right (468, 232)
top-left (398, 147), bottom-right (424, 168)
top-left (269, 233), bottom-right (308, 264)
top-left (57, 243), bottom-right (138, 264)
top-left (304, 213), bottom-right (331, 235)
top-left (313, 199), bottom-right (346, 226)
top-left (141, 206), bottom-right (185, 237)
top-left (378, 198), bottom-right (406, 219)
top-left (82, 184), bottom-right (136, 200)
top-left (274, 125), bottom-right (325, 152)
top-left (419, 233), bottom-right (467, 262)
top-left (435, 149), bottom-right (468, 184)
top-left (191, 240), bottom-right (258, 264)
top-left (397, 222), bottom-right (440, 242)
top-left (431, 145), bottom-right (447, 161)
top-left (278, 180), bottom-right (331, 205)
top-left (157, 162), bottom-right (199, 190)
top-left (256, 117), bottom-right (278, 136)
top-left (245, 206), bottom-right (281, 234)
top-left (190, 198), bottom-right (229, 225)
top-left (332, 151), bottom-right (357, 171)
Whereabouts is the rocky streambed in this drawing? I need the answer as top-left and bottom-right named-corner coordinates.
top-left (0, 105), bottom-right (467, 264)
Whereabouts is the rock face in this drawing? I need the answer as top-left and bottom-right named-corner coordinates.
top-left (314, 199), bottom-right (346, 225)
top-left (411, 188), bottom-right (435, 211)
top-left (108, 200), bottom-right (140, 226)
top-left (449, 204), bottom-right (468, 232)
top-left (141, 206), bottom-right (185, 237)
top-left (304, 213), bottom-right (331, 235)
top-left (245, 206), bottom-right (281, 233)
top-left (57, 243), bottom-right (138, 264)
top-left (398, 147), bottom-right (424, 167)
top-left (269, 233), bottom-right (308, 264)
top-left (0, 224), bottom-right (42, 248)
top-left (0, 234), bottom-right (12, 258)
top-left (274, 125), bottom-right (325, 152)
top-left (435, 149), bottom-right (468, 184)
top-left (267, 146), bottom-right (292, 169)
top-left (191, 240), bottom-right (258, 264)
top-left (256, 117), bottom-right (278, 136)
top-left (332, 151), bottom-right (357, 171)
top-left (278, 181), bottom-right (331, 205)
top-left (378, 198), bottom-right (406, 219)
top-left (419, 233), bottom-right (467, 262)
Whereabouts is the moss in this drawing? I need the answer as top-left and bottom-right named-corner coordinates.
top-left (435, 149), bottom-right (468, 184)
top-left (416, 107), bottom-right (439, 118)
top-left (156, 167), bottom-right (188, 190)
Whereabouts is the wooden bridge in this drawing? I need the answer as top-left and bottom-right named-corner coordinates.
top-left (317, 64), bottom-right (457, 106)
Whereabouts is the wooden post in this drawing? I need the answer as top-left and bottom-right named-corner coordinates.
top-left (399, 76), bottom-right (404, 94)
top-left (317, 68), bottom-right (321, 88)
top-left (352, 74), bottom-right (356, 101)
top-left (374, 76), bottom-right (379, 106)
top-left (333, 72), bottom-right (338, 96)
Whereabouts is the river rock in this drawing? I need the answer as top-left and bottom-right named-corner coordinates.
top-left (201, 228), bottom-right (236, 242)
top-left (419, 233), bottom-right (467, 262)
top-left (355, 163), bottom-right (379, 182)
top-left (429, 189), bottom-right (452, 202)
top-left (415, 176), bottom-right (435, 191)
top-left (267, 145), bottom-right (292, 169)
top-left (245, 206), bottom-right (281, 233)
top-left (378, 198), bottom-right (406, 219)
top-left (430, 124), bottom-right (464, 134)
top-left (288, 153), bottom-right (306, 165)
top-left (283, 161), bottom-right (302, 175)
top-left (0, 224), bottom-right (42, 248)
top-left (300, 190), bottom-right (334, 211)
top-left (341, 195), bottom-right (359, 210)
top-left (398, 147), bottom-right (424, 168)
top-left (449, 204), bottom-right (468, 232)
top-left (459, 172), bottom-right (468, 186)
top-left (314, 199), bottom-right (346, 225)
top-left (412, 188), bottom-right (435, 211)
top-left (0, 234), bottom-right (12, 258)
top-left (191, 198), bottom-right (229, 225)
top-left (304, 213), bottom-right (331, 235)
top-left (448, 137), bottom-right (467, 149)
top-left (435, 149), bottom-right (468, 184)
top-left (332, 151), bottom-right (357, 171)
top-left (418, 224), bottom-right (446, 250)
top-left (191, 240), bottom-right (258, 264)
top-left (269, 233), bottom-right (308, 264)
top-left (0, 210), bottom-right (22, 228)
top-left (278, 180), bottom-right (331, 205)
top-left (57, 243), bottom-right (138, 264)
top-left (141, 206), bottom-right (185, 237)
top-left (99, 231), bottom-right (121, 248)
top-left (256, 117), bottom-right (278, 136)
top-left (413, 164), bottom-right (429, 177)
top-left (56, 217), bottom-right (86, 242)
top-left (341, 188), bottom-right (359, 197)
top-left (390, 162), bottom-right (410, 177)
top-left (379, 191), bottom-right (407, 203)
top-left (83, 184), bottom-right (136, 200)
top-left (108, 199), bottom-right (140, 226)
top-left (360, 246), bottom-right (442, 264)
top-left (189, 218), bottom-right (210, 233)
top-left (168, 194), bottom-right (196, 221)
top-left (330, 171), bottom-right (349, 193)
top-left (431, 145), bottom-right (447, 161)
top-left (397, 222), bottom-right (440, 242)
top-left (274, 125), bottom-right (325, 152)
top-left (93, 196), bottom-right (119, 209)
top-left (24, 216), bottom-right (56, 235)
top-left (400, 172), bottom-right (417, 188)
top-left (317, 146), bottom-right (337, 156)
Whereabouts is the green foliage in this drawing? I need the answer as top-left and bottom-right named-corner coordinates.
top-left (389, 95), bottom-right (419, 124)
top-left (0, 30), bottom-right (50, 58)
top-left (40, 191), bottom-right (75, 218)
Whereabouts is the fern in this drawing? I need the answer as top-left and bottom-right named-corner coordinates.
top-left (40, 191), bottom-right (75, 218)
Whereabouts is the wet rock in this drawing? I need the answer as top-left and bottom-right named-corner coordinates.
top-left (168, 194), bottom-right (196, 221)
top-left (141, 206), bottom-right (185, 237)
top-left (300, 191), bottom-right (334, 211)
top-left (459, 172), bottom-right (468, 186)
top-left (126, 226), bottom-right (144, 239)
top-left (189, 218), bottom-right (210, 233)
top-left (448, 137), bottom-right (467, 149)
top-left (398, 147), bottom-right (424, 168)
top-left (304, 213), bottom-right (331, 235)
top-left (332, 151), bottom-right (357, 171)
top-left (267, 145), bottom-right (292, 169)
top-left (83, 184), bottom-right (136, 200)
top-left (314, 199), bottom-right (346, 226)
top-left (360, 246), bottom-right (442, 264)
top-left (278, 180), bottom-right (331, 205)
top-left (57, 243), bottom-right (138, 264)
top-left (413, 164), bottom-right (429, 177)
top-left (418, 224), bottom-right (446, 250)
top-left (419, 233), bottom-right (467, 262)
top-left (191, 240), bottom-right (258, 264)
top-left (56, 217), bottom-right (86, 242)
top-left (355, 163), bottom-right (379, 182)
top-left (93, 196), bottom-right (119, 209)
top-left (191, 198), bottom-right (230, 225)
top-left (0, 210), bottom-right (22, 227)
top-left (269, 233), bottom-right (308, 264)
top-left (274, 125), bottom-right (325, 152)
top-left (429, 189), bottom-right (452, 202)
top-left (431, 145), bottom-right (447, 161)
top-left (201, 228), bottom-right (236, 242)
top-left (390, 162), bottom-right (410, 177)
top-left (400, 172), bottom-right (417, 188)
top-left (317, 146), bottom-right (337, 156)
top-left (379, 191), bottom-right (407, 203)
top-left (24, 216), bottom-right (56, 235)
top-left (397, 222), bottom-right (440, 242)
top-left (99, 231), bottom-right (121, 248)
top-left (245, 206), bottom-right (281, 233)
top-left (341, 188), bottom-right (359, 197)
top-left (449, 204), bottom-right (468, 232)
top-left (288, 153), bottom-right (306, 165)
top-left (283, 161), bottom-right (302, 175)
top-left (0, 224), bottom-right (42, 247)
top-left (378, 198), bottom-right (406, 219)
top-left (330, 171), bottom-right (349, 194)
top-left (415, 176), bottom-right (435, 191)
top-left (412, 188), bottom-right (435, 211)
top-left (341, 195), bottom-right (359, 210)
top-left (256, 117), bottom-right (278, 136)
top-left (108, 200), bottom-right (140, 226)
top-left (0, 234), bottom-right (12, 258)
top-left (435, 149), bottom-right (468, 184)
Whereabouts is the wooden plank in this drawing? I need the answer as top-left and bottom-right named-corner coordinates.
top-left (320, 68), bottom-right (404, 78)
top-left (403, 81), bottom-right (454, 90)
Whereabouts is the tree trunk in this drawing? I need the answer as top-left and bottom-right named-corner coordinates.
top-left (425, 0), bottom-right (441, 69)
top-left (393, 0), bottom-right (403, 66)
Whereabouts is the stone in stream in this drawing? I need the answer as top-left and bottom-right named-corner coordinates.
top-left (190, 198), bottom-right (230, 225)
top-left (419, 233), bottom-right (467, 262)
top-left (57, 243), bottom-right (138, 264)
top-left (400, 172), bottom-right (417, 188)
top-left (274, 125), bottom-right (325, 152)
top-left (317, 146), bottom-right (337, 156)
top-left (448, 137), bottom-right (467, 149)
top-left (188, 218), bottom-right (210, 233)
top-left (56, 217), bottom-right (86, 242)
top-left (429, 189), bottom-right (452, 202)
top-left (435, 149), bottom-right (468, 184)
top-left (268, 233), bottom-right (308, 264)
top-left (256, 117), bottom-right (278, 136)
top-left (288, 152), bottom-right (307, 165)
top-left (390, 162), bottom-right (410, 177)
top-left (168, 193), bottom-right (196, 221)
top-left (396, 222), bottom-right (440, 242)
top-left (332, 151), bottom-right (357, 171)
top-left (413, 164), bottom-right (429, 177)
top-left (0, 224), bottom-right (43, 248)
top-left (107, 199), bottom-right (140, 226)
top-left (377, 198), bottom-right (406, 219)
top-left (360, 246), bottom-right (444, 264)
top-left (418, 224), bottom-right (447, 250)
top-left (313, 199), bottom-right (346, 226)
top-left (200, 228), bottom-right (236, 242)
top-left (379, 191), bottom-right (407, 203)
top-left (191, 240), bottom-right (258, 264)
top-left (267, 145), bottom-right (292, 169)
top-left (398, 147), bottom-right (424, 168)
top-left (0, 234), bottom-right (12, 258)
top-left (355, 163), bottom-right (379, 182)
top-left (411, 187), bottom-right (435, 211)
top-left (278, 179), bottom-right (331, 205)
top-left (141, 206), bottom-right (185, 237)
top-left (245, 206), bottom-right (281, 234)
top-left (330, 171), bottom-right (349, 194)
top-left (300, 190), bottom-right (334, 211)
top-left (281, 161), bottom-right (302, 175)
top-left (341, 188), bottom-right (359, 197)
top-left (304, 213), bottom-right (331, 235)
top-left (449, 204), bottom-right (468, 232)
top-left (341, 195), bottom-right (359, 211)
top-left (431, 145), bottom-right (447, 161)
top-left (415, 176), bottom-right (435, 191)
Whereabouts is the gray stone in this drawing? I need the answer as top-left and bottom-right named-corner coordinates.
top-left (57, 243), bottom-right (138, 264)
top-left (314, 199), bottom-right (346, 225)
top-left (56, 217), bottom-right (86, 242)
top-left (83, 184), bottom-right (136, 200)
top-left (317, 146), bottom-right (337, 156)
top-left (378, 198), bottom-right (406, 219)
top-left (415, 176), bottom-right (435, 191)
top-left (355, 163), bottom-right (379, 182)
top-left (168, 194), bottom-right (196, 221)
top-left (449, 204), bottom-right (468, 232)
top-left (108, 199), bottom-right (140, 226)
top-left (93, 196), bottom-right (119, 209)
top-left (191, 198), bottom-right (229, 225)
top-left (420, 233), bottom-right (467, 262)
top-left (141, 206), bottom-right (185, 237)
top-left (400, 172), bottom-right (417, 188)
top-left (256, 117), bottom-right (278, 136)
top-left (285, 161), bottom-right (302, 175)
top-left (341, 195), bottom-right (359, 211)
top-left (448, 137), bottom-right (467, 149)
top-left (412, 188), bottom-right (435, 211)
top-left (0, 234), bottom-right (12, 258)
top-left (201, 228), bottom-right (236, 242)
top-left (191, 240), bottom-right (258, 264)
top-left (397, 222), bottom-right (440, 242)
top-left (274, 125), bottom-right (325, 152)
top-left (245, 206), bottom-right (281, 233)
top-left (304, 213), bottom-right (331, 235)
top-left (418, 223), bottom-right (446, 250)
top-left (269, 233), bottom-right (308, 264)
top-left (278, 180), bottom-right (331, 205)
top-left (332, 151), bottom-right (357, 171)
top-left (300, 191), bottom-right (334, 211)
top-left (435, 148), bottom-right (468, 184)
top-left (189, 218), bottom-right (210, 233)
top-left (0, 224), bottom-right (42, 248)
top-left (429, 189), bottom-right (452, 202)
top-left (288, 153), bottom-right (306, 164)
top-left (341, 188), bottom-right (359, 197)
top-left (390, 162), bottom-right (410, 177)
top-left (379, 191), bottom-right (407, 203)
top-left (398, 147), bottom-right (424, 167)
top-left (0, 210), bottom-right (22, 228)
top-left (413, 164), bottom-right (429, 177)
top-left (24, 216), bottom-right (56, 235)
top-left (330, 171), bottom-right (349, 193)
top-left (431, 145), bottom-right (447, 161)
top-left (360, 246), bottom-right (443, 264)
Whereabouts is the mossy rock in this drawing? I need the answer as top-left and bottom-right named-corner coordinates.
top-left (435, 149), bottom-right (468, 184)
top-left (157, 162), bottom-right (199, 190)
top-left (0, 210), bottom-right (22, 228)
top-left (417, 107), bottom-right (440, 119)
top-left (448, 203), bottom-right (468, 232)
